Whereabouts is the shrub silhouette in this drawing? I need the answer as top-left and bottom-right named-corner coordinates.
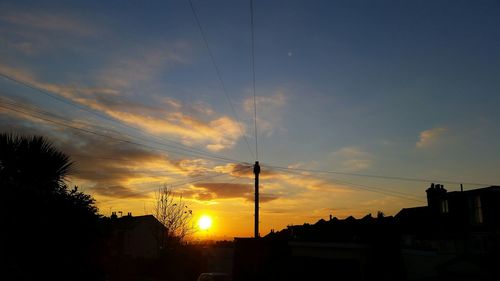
top-left (0, 133), bottom-right (103, 281)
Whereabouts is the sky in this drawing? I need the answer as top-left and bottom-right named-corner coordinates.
top-left (1, 0), bottom-right (499, 239)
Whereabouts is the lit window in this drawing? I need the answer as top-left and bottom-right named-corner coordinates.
top-left (440, 200), bottom-right (449, 214)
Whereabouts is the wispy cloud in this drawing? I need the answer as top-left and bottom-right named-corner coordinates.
top-left (0, 9), bottom-right (107, 57)
top-left (96, 42), bottom-right (189, 89)
top-left (0, 10), bottom-right (97, 36)
top-left (192, 182), bottom-right (252, 199)
top-left (97, 110), bottom-right (245, 151)
top-left (92, 185), bottom-right (149, 199)
top-left (0, 64), bottom-right (37, 83)
top-left (243, 90), bottom-right (287, 137)
top-left (183, 182), bottom-right (279, 203)
top-left (0, 61), bottom-right (246, 151)
top-left (332, 146), bottom-right (373, 171)
top-left (0, 106), bottom-right (232, 200)
top-left (416, 127), bottom-right (447, 149)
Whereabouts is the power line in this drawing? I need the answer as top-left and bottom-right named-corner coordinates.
top-left (0, 101), bottom-right (248, 165)
top-left (0, 101), bottom-right (254, 202)
top-left (3, 98), bottom-right (494, 193)
top-left (70, 154), bottom-right (234, 181)
top-left (70, 154), bottom-right (157, 163)
top-left (329, 178), bottom-right (424, 203)
top-left (263, 163), bottom-right (496, 187)
top-left (0, 97), bottom-right (468, 204)
top-left (98, 165), bottom-right (253, 204)
top-left (0, 98), bottom-right (130, 139)
top-left (171, 165), bottom-right (251, 188)
top-left (249, 1), bottom-right (260, 238)
top-left (187, 0), bottom-right (255, 160)
top-left (0, 100), bottom-right (236, 164)
top-left (73, 164), bottom-right (223, 180)
top-left (0, 73), bottom-right (245, 165)
top-left (70, 154), bottom-right (223, 179)
top-left (131, 166), bottom-right (249, 189)
top-left (0, 72), bottom-right (113, 122)
top-left (74, 169), bottom-right (191, 176)
top-left (0, 97), bottom-right (248, 165)
top-left (273, 166), bottom-right (425, 203)
top-left (250, 0), bottom-right (258, 160)
top-left (277, 165), bottom-right (420, 201)
top-left (74, 159), bottom-right (424, 203)
top-left (275, 166), bottom-right (424, 200)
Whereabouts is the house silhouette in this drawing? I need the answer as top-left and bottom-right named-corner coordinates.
top-left (107, 213), bottom-right (167, 259)
top-left (232, 184), bottom-right (500, 281)
top-left (396, 184), bottom-right (500, 280)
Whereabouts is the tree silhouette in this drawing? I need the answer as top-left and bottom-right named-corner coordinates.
top-left (0, 134), bottom-right (72, 189)
top-left (0, 133), bottom-right (102, 281)
top-left (154, 185), bottom-right (194, 248)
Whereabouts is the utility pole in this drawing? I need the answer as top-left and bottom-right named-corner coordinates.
top-left (254, 161), bottom-right (260, 238)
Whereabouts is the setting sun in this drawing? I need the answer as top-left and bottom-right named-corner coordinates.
top-left (198, 215), bottom-right (213, 231)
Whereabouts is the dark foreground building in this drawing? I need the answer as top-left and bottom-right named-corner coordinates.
top-left (233, 184), bottom-right (500, 281)
top-left (234, 214), bottom-right (401, 281)
top-left (102, 214), bottom-right (204, 281)
top-left (397, 184), bottom-right (500, 280)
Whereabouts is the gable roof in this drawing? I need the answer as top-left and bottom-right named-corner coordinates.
top-left (395, 206), bottom-right (428, 221)
top-left (112, 215), bottom-right (166, 231)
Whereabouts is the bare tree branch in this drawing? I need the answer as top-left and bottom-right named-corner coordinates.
top-left (153, 185), bottom-right (194, 247)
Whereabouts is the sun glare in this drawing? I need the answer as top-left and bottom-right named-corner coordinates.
top-left (198, 215), bottom-right (213, 231)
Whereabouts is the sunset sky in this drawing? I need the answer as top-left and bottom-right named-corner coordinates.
top-left (1, 0), bottom-right (499, 239)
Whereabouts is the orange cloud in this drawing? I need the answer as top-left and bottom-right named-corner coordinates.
top-left (174, 158), bottom-right (212, 177)
top-left (416, 127), bottom-right (447, 148)
top-left (0, 63), bottom-right (247, 151)
top-left (213, 163), bottom-right (281, 179)
top-left (91, 185), bottom-right (149, 199)
top-left (182, 182), bottom-right (280, 203)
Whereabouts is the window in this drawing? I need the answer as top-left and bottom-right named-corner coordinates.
top-left (440, 199), bottom-right (449, 214)
top-left (470, 196), bottom-right (483, 224)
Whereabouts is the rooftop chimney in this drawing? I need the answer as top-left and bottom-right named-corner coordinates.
top-left (426, 183), bottom-right (447, 214)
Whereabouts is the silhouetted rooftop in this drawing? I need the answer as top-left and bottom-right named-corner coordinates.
top-left (110, 214), bottom-right (165, 231)
top-left (265, 213), bottom-right (397, 243)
